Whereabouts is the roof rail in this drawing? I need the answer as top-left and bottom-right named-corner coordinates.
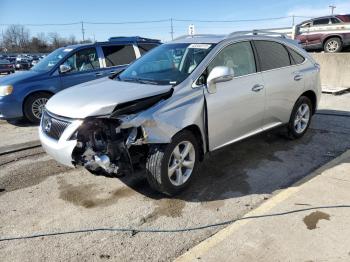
top-left (227, 30), bottom-right (288, 38)
top-left (108, 36), bottom-right (161, 43)
top-left (173, 34), bottom-right (225, 41)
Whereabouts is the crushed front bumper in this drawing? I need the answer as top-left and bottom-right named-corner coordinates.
top-left (39, 119), bottom-right (83, 167)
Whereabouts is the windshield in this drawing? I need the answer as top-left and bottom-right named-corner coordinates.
top-left (118, 43), bottom-right (215, 85)
top-left (31, 47), bottom-right (74, 72)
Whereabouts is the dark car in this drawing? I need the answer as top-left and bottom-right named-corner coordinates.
top-left (0, 36), bottom-right (161, 123)
top-left (15, 59), bottom-right (31, 70)
top-left (0, 59), bottom-right (15, 74)
top-left (294, 14), bottom-right (350, 52)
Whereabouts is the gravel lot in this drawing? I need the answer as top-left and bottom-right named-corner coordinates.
top-left (0, 93), bottom-right (350, 261)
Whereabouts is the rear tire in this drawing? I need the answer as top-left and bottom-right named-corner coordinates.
top-left (287, 96), bottom-right (313, 139)
top-left (23, 92), bottom-right (52, 124)
top-left (324, 37), bottom-right (342, 53)
top-left (145, 130), bottom-right (199, 196)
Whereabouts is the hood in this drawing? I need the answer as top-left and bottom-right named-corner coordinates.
top-left (0, 70), bottom-right (41, 85)
top-left (46, 77), bottom-right (173, 119)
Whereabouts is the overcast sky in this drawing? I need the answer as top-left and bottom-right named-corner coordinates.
top-left (1, 0), bottom-right (350, 42)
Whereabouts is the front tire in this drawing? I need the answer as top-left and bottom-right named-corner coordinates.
top-left (324, 37), bottom-right (342, 53)
top-left (145, 130), bottom-right (199, 196)
top-left (23, 92), bottom-right (52, 124)
top-left (287, 96), bottom-right (312, 139)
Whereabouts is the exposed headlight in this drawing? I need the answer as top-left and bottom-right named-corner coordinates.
top-left (0, 85), bottom-right (14, 96)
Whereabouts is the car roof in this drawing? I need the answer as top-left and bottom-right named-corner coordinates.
top-left (168, 31), bottom-right (297, 46)
top-left (63, 36), bottom-right (161, 49)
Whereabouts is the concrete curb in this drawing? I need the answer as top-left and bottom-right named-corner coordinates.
top-left (175, 149), bottom-right (350, 262)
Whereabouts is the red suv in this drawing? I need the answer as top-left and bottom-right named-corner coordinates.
top-left (294, 14), bottom-right (350, 52)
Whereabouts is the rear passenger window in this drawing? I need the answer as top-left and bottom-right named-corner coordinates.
top-left (287, 47), bottom-right (305, 65)
top-left (254, 41), bottom-right (291, 71)
top-left (208, 41), bottom-right (256, 77)
top-left (313, 18), bottom-right (330, 25)
top-left (331, 18), bottom-right (341, 24)
top-left (138, 44), bottom-right (158, 55)
top-left (102, 45), bottom-right (136, 67)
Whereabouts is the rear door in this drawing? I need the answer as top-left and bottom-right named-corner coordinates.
top-left (59, 47), bottom-right (102, 89)
top-left (307, 18), bottom-right (331, 48)
top-left (99, 44), bottom-right (137, 76)
top-left (205, 41), bottom-right (265, 150)
top-left (253, 40), bottom-right (305, 128)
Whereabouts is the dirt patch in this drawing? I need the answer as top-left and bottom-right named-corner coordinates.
top-left (0, 159), bottom-right (70, 195)
top-left (141, 198), bottom-right (186, 224)
top-left (303, 211), bottom-right (330, 230)
top-left (57, 178), bottom-right (136, 208)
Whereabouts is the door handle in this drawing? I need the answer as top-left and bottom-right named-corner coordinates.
top-left (294, 74), bottom-right (303, 81)
top-left (95, 72), bottom-right (103, 77)
top-left (252, 84), bottom-right (264, 92)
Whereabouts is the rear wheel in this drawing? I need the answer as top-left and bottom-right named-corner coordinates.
top-left (324, 37), bottom-right (342, 53)
top-left (287, 96), bottom-right (312, 139)
top-left (23, 92), bottom-right (52, 124)
top-left (145, 130), bottom-right (199, 196)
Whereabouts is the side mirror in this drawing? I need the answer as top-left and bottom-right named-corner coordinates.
top-left (59, 64), bottom-right (72, 74)
top-left (206, 66), bottom-right (234, 93)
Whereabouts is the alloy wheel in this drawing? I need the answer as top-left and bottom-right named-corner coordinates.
top-left (294, 103), bottom-right (310, 134)
top-left (168, 141), bottom-right (196, 186)
top-left (31, 97), bottom-right (48, 119)
top-left (326, 40), bottom-right (339, 52)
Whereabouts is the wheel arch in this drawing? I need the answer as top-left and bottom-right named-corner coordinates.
top-left (300, 90), bottom-right (317, 114)
top-left (174, 124), bottom-right (205, 162)
top-left (22, 90), bottom-right (54, 115)
top-left (323, 35), bottom-right (343, 47)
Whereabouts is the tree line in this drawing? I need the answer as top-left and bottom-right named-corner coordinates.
top-left (0, 24), bottom-right (91, 54)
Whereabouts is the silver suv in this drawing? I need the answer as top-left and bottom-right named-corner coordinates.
top-left (39, 31), bottom-right (321, 196)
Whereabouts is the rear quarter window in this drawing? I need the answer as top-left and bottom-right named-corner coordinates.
top-left (254, 41), bottom-right (291, 71)
top-left (138, 44), bottom-right (159, 55)
top-left (102, 45), bottom-right (136, 67)
top-left (286, 47), bottom-right (305, 65)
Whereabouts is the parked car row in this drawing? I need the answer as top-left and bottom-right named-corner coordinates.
top-left (0, 54), bottom-right (46, 72)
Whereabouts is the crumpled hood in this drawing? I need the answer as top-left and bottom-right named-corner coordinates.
top-left (46, 77), bottom-right (173, 119)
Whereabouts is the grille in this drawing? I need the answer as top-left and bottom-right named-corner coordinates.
top-left (41, 111), bottom-right (71, 140)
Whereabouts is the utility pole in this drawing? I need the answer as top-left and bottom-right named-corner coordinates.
top-left (81, 21), bottom-right (85, 42)
top-left (292, 15), bottom-right (295, 26)
top-left (329, 5), bottom-right (336, 15)
top-left (170, 18), bottom-right (174, 40)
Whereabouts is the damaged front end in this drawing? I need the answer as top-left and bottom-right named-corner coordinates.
top-left (71, 90), bottom-right (173, 176)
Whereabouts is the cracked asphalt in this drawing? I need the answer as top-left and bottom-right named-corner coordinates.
top-left (0, 93), bottom-right (350, 261)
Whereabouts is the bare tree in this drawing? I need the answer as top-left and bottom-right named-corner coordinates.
top-left (3, 24), bottom-right (30, 52)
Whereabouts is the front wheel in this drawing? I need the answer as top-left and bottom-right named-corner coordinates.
top-left (287, 96), bottom-right (313, 139)
top-left (145, 130), bottom-right (199, 196)
top-left (23, 92), bottom-right (52, 124)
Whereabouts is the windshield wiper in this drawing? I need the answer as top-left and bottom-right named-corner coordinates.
top-left (122, 77), bottom-right (159, 85)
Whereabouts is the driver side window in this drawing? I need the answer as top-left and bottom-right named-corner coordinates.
top-left (62, 48), bottom-right (100, 73)
top-left (208, 41), bottom-right (256, 78)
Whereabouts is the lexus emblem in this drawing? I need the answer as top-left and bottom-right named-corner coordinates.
top-left (44, 119), bottom-right (52, 133)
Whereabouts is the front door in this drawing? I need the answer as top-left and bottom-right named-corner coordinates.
top-left (59, 47), bottom-right (103, 89)
top-left (205, 41), bottom-right (265, 151)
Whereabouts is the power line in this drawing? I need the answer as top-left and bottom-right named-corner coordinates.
top-left (0, 22), bottom-right (80, 26)
top-left (84, 19), bottom-right (170, 25)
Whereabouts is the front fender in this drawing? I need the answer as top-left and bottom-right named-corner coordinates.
top-left (119, 87), bottom-right (206, 147)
